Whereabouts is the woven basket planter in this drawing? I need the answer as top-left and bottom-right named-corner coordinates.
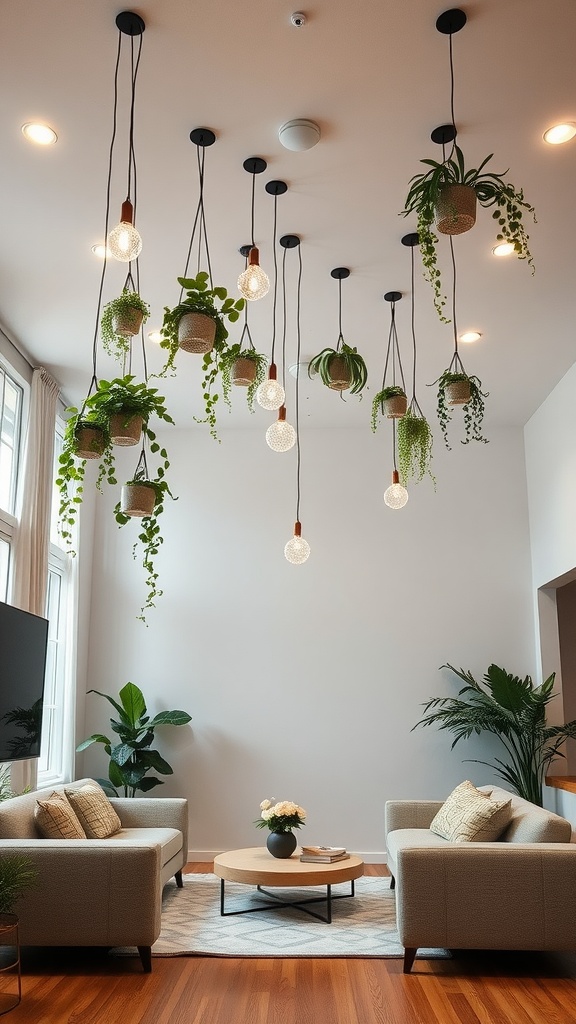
top-left (113, 307), bottom-right (144, 338)
top-left (383, 394), bottom-right (407, 418)
top-left (436, 185), bottom-right (477, 235)
top-left (446, 380), bottom-right (471, 405)
top-left (109, 411), bottom-right (143, 446)
top-left (232, 358), bottom-right (257, 387)
top-left (121, 483), bottom-right (156, 518)
top-left (74, 425), bottom-right (106, 460)
top-left (178, 312), bottom-right (216, 354)
top-left (327, 356), bottom-right (352, 391)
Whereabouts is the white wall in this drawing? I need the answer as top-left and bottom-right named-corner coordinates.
top-left (78, 421), bottom-right (535, 858)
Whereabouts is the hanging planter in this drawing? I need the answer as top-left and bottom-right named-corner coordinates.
top-left (121, 480), bottom-right (157, 517)
top-left (435, 184), bottom-right (477, 235)
top-left (221, 339), bottom-right (267, 413)
top-left (74, 421), bottom-right (107, 460)
top-left (233, 357), bottom-right (257, 386)
top-left (371, 386), bottom-right (407, 429)
top-left (433, 366), bottom-right (488, 449)
top-left (308, 345), bottom-right (367, 395)
top-left (397, 406), bottom-right (435, 487)
top-left (109, 411), bottom-right (143, 446)
top-left (177, 311), bottom-right (217, 354)
top-left (100, 288), bottom-right (150, 363)
top-left (445, 377), bottom-right (471, 405)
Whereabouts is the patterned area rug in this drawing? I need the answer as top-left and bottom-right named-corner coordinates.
top-left (131, 873), bottom-right (448, 959)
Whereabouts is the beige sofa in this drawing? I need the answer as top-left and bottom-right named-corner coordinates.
top-left (0, 779), bottom-right (188, 971)
top-left (385, 785), bottom-right (576, 972)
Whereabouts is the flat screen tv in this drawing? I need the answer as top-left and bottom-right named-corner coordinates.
top-left (0, 601), bottom-right (48, 762)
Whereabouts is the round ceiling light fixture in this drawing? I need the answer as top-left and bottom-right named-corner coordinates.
top-left (278, 119), bottom-right (320, 152)
top-left (22, 122), bottom-right (57, 145)
top-left (459, 330), bottom-right (482, 344)
top-left (543, 122), bottom-right (576, 145)
top-left (492, 241), bottom-right (515, 257)
top-left (148, 330), bottom-right (162, 344)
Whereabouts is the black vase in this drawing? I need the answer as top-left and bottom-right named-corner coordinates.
top-left (266, 831), bottom-right (297, 859)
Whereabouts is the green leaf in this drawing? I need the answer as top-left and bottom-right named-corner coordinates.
top-left (148, 710), bottom-right (192, 727)
top-left (119, 681), bottom-right (147, 726)
top-left (75, 733), bottom-right (111, 752)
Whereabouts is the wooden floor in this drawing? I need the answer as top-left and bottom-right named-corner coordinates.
top-left (8, 862), bottom-right (576, 1024)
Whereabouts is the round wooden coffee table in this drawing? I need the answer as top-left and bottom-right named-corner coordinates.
top-left (213, 847), bottom-right (364, 923)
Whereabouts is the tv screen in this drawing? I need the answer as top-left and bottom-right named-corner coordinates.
top-left (0, 601), bottom-right (48, 762)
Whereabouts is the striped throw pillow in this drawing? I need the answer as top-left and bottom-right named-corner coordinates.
top-left (65, 784), bottom-right (121, 839)
top-left (35, 790), bottom-right (86, 839)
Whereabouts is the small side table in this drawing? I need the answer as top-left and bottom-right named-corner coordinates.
top-left (0, 915), bottom-right (21, 1015)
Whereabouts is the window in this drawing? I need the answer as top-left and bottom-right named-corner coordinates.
top-left (0, 534), bottom-right (9, 601)
top-left (0, 366), bottom-right (23, 516)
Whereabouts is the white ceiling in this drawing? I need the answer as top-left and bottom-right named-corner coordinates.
top-left (1, 0), bottom-right (575, 431)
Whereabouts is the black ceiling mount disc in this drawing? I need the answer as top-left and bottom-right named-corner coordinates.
top-left (279, 234), bottom-right (300, 248)
top-left (116, 11), bottom-right (145, 35)
top-left (239, 244), bottom-right (253, 257)
top-left (436, 8), bottom-right (467, 34)
top-left (190, 128), bottom-right (216, 147)
top-left (384, 291), bottom-right (402, 302)
top-left (265, 180), bottom-right (288, 196)
top-left (331, 267), bottom-right (350, 280)
top-left (243, 157), bottom-right (267, 175)
top-left (431, 123), bottom-right (457, 145)
top-left (401, 233), bottom-right (420, 247)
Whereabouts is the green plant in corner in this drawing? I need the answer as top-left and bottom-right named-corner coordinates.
top-left (100, 288), bottom-right (150, 363)
top-left (76, 681), bottom-right (192, 797)
top-left (413, 663), bottom-right (576, 807)
top-left (397, 404), bottom-right (435, 487)
top-left (401, 145), bottom-right (536, 321)
top-left (308, 342), bottom-right (368, 397)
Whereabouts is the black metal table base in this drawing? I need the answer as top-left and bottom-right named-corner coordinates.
top-left (219, 878), bottom-right (356, 923)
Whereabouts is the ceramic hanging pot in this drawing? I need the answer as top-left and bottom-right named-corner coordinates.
top-left (266, 831), bottom-right (297, 859)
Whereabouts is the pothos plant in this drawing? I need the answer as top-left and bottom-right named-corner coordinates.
top-left (100, 288), bottom-right (150, 362)
top-left (115, 444), bottom-right (176, 623)
top-left (402, 145), bottom-right (536, 321)
top-left (159, 273), bottom-right (245, 440)
top-left (432, 361), bottom-right (489, 449)
top-left (397, 401), bottom-right (436, 487)
top-left (308, 341), bottom-right (368, 396)
top-left (370, 386), bottom-right (407, 432)
top-left (220, 338), bottom-right (268, 413)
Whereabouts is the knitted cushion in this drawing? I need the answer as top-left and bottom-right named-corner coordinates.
top-left (65, 784), bottom-right (121, 839)
top-left (35, 790), bottom-right (86, 839)
top-left (430, 780), bottom-right (512, 842)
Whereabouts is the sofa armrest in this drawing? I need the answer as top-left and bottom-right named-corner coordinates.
top-left (395, 842), bottom-right (576, 951)
top-left (0, 839), bottom-right (162, 946)
top-left (385, 800), bottom-right (444, 837)
top-left (109, 797), bottom-right (188, 861)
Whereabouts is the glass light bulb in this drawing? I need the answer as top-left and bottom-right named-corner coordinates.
top-left (266, 419), bottom-right (296, 452)
top-left (256, 378), bottom-right (285, 411)
top-left (238, 264), bottom-right (270, 301)
top-left (107, 221), bottom-right (143, 262)
top-left (384, 483), bottom-right (409, 509)
top-left (285, 535), bottom-right (310, 564)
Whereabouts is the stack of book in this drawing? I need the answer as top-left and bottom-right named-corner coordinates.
top-left (300, 845), bottom-right (349, 863)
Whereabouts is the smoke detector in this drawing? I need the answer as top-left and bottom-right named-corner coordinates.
top-left (278, 119), bottom-right (321, 152)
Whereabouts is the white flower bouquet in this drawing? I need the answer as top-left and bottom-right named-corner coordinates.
top-left (254, 798), bottom-right (307, 834)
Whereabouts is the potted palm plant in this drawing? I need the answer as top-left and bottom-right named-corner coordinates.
top-left (100, 288), bottom-right (150, 363)
top-left (402, 145), bottom-right (536, 320)
top-left (371, 386), bottom-right (408, 430)
top-left (434, 365), bottom-right (488, 449)
top-left (308, 342), bottom-right (368, 395)
top-left (397, 403), bottom-right (435, 486)
top-left (414, 663), bottom-right (576, 807)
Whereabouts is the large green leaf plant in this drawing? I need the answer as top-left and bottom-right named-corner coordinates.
top-left (414, 663), bottom-right (576, 806)
top-left (77, 682), bottom-right (192, 797)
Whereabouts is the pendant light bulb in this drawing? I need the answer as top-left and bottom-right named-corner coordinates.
top-left (238, 247), bottom-right (270, 301)
top-left (284, 521), bottom-right (310, 564)
top-left (257, 363), bottom-right (285, 410)
top-left (107, 199), bottom-right (142, 262)
top-left (384, 470), bottom-right (409, 510)
top-left (266, 406), bottom-right (296, 452)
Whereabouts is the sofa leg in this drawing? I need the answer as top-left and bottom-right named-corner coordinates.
top-left (389, 874), bottom-right (395, 890)
top-left (175, 869), bottom-right (183, 888)
top-left (138, 946), bottom-right (152, 972)
top-left (403, 948), bottom-right (417, 973)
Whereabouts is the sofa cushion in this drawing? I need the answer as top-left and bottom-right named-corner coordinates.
top-left (104, 827), bottom-right (182, 867)
top-left (477, 785), bottom-right (572, 843)
top-left (430, 780), bottom-right (512, 842)
top-left (65, 784), bottom-right (121, 839)
top-left (34, 791), bottom-right (87, 839)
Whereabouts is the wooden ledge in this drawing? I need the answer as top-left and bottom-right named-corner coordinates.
top-left (545, 776), bottom-right (576, 795)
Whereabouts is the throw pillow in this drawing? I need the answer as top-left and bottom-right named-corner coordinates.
top-left (65, 783), bottom-right (121, 839)
top-left (35, 790), bottom-right (87, 839)
top-left (430, 780), bottom-right (512, 842)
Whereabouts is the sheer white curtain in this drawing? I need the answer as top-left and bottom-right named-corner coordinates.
top-left (11, 366), bottom-right (60, 792)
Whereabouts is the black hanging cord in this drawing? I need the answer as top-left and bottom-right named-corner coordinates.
top-left (446, 31), bottom-right (457, 161)
top-left (249, 171), bottom-right (256, 248)
top-left (381, 301), bottom-right (407, 394)
top-left (270, 194), bottom-right (279, 364)
top-left (392, 417), bottom-right (398, 472)
top-left (295, 245), bottom-right (303, 522)
top-left (281, 245), bottom-right (288, 389)
top-left (239, 255), bottom-right (255, 351)
top-left (180, 146), bottom-right (212, 300)
top-left (336, 278), bottom-right (344, 350)
top-left (448, 236), bottom-right (465, 374)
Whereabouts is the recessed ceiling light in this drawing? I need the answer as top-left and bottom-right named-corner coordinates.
top-left (21, 122), bottom-right (57, 145)
top-left (543, 122), bottom-right (576, 145)
top-left (148, 331), bottom-right (162, 344)
top-left (459, 331), bottom-right (482, 344)
top-left (492, 242), bottom-right (515, 257)
top-left (91, 243), bottom-right (112, 259)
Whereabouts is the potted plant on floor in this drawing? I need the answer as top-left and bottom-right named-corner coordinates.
top-left (413, 663), bottom-right (576, 806)
top-left (401, 145), bottom-right (536, 321)
top-left (433, 364), bottom-right (488, 449)
top-left (100, 288), bottom-right (150, 363)
top-left (77, 681), bottom-right (192, 796)
top-left (371, 386), bottom-right (408, 430)
top-left (308, 342), bottom-right (368, 396)
top-left (397, 403), bottom-right (435, 487)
